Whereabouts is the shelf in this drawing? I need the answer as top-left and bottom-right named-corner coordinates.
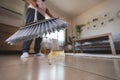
top-left (73, 33), bottom-right (116, 55)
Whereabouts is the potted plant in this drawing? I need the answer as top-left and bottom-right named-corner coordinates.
top-left (67, 36), bottom-right (75, 50)
top-left (75, 24), bottom-right (85, 38)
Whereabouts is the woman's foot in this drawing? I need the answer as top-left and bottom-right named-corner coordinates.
top-left (21, 52), bottom-right (29, 58)
top-left (34, 53), bottom-right (45, 56)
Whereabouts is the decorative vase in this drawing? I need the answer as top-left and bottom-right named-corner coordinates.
top-left (67, 44), bottom-right (72, 50)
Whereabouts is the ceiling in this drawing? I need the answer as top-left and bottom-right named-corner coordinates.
top-left (0, 0), bottom-right (107, 19)
top-left (46, 0), bottom-right (107, 18)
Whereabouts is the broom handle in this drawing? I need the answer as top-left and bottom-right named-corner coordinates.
top-left (34, 8), bottom-right (37, 22)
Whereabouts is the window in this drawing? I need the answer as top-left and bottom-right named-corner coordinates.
top-left (44, 30), bottom-right (65, 46)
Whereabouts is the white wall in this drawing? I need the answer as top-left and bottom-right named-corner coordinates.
top-left (73, 0), bottom-right (120, 41)
top-left (0, 14), bottom-right (23, 27)
top-left (0, 0), bottom-right (25, 27)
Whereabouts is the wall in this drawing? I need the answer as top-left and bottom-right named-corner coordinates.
top-left (0, 14), bottom-right (24, 27)
top-left (73, 0), bottom-right (120, 42)
top-left (0, 0), bottom-right (25, 27)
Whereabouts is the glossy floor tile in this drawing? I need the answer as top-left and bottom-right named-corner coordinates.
top-left (0, 54), bottom-right (120, 80)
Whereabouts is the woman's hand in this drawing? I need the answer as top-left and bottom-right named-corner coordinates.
top-left (46, 9), bottom-right (54, 18)
top-left (30, 0), bottom-right (38, 7)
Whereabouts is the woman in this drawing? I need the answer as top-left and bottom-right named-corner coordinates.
top-left (21, 0), bottom-right (53, 58)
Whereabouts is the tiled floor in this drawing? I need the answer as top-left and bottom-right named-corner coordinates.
top-left (0, 54), bottom-right (120, 80)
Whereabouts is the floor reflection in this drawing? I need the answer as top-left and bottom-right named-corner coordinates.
top-left (113, 59), bottom-right (120, 80)
top-left (0, 54), bottom-right (120, 80)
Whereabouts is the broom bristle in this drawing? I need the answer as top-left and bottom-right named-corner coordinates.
top-left (6, 18), bottom-right (67, 44)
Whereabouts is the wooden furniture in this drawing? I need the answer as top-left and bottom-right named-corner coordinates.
top-left (73, 33), bottom-right (116, 55)
top-left (0, 23), bottom-right (22, 51)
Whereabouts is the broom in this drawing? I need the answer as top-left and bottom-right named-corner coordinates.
top-left (5, 8), bottom-right (67, 45)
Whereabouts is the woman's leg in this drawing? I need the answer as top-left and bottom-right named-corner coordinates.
top-left (22, 39), bottom-right (33, 53)
top-left (21, 39), bottom-right (33, 58)
top-left (34, 37), bottom-right (43, 54)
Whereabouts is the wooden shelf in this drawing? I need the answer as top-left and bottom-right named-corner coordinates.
top-left (73, 33), bottom-right (116, 55)
top-left (77, 45), bottom-right (110, 48)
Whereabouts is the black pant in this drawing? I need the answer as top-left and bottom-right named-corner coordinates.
top-left (22, 8), bottom-right (45, 54)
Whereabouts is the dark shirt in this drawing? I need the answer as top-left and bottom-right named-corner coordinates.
top-left (26, 8), bottom-right (45, 24)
